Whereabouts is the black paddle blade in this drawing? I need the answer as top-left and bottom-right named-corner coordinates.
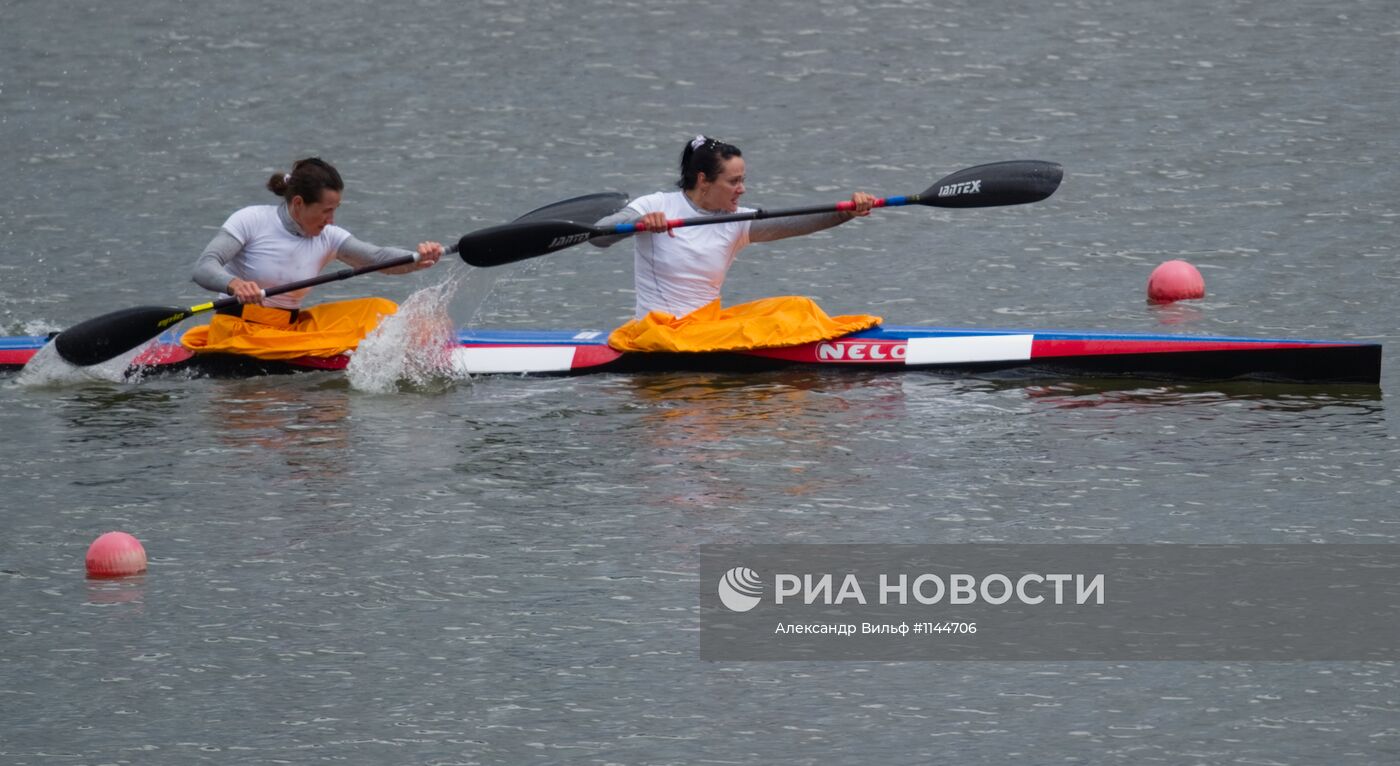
top-left (919, 160), bottom-right (1063, 208)
top-left (453, 192), bottom-right (629, 267)
top-left (456, 219), bottom-right (600, 268)
top-left (513, 192), bottom-right (628, 224)
top-left (53, 305), bottom-right (192, 366)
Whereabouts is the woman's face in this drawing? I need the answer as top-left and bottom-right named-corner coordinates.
top-left (290, 189), bottom-right (341, 236)
top-left (695, 156), bottom-right (746, 212)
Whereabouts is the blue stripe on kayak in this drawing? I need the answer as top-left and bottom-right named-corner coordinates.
top-left (0, 335), bottom-right (51, 350)
top-left (0, 331), bottom-right (188, 352)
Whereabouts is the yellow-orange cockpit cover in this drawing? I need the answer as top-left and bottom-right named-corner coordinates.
top-left (608, 296), bottom-right (881, 353)
top-left (180, 297), bottom-right (397, 360)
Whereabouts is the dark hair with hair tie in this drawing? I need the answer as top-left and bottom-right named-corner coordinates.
top-left (677, 135), bottom-right (742, 191)
top-left (266, 157), bottom-right (344, 204)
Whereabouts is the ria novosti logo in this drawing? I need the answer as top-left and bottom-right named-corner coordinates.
top-left (717, 567), bottom-right (764, 612)
top-left (715, 565), bottom-right (1106, 613)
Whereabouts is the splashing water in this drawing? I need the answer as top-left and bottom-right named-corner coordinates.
top-left (346, 273), bottom-right (468, 393)
top-left (16, 338), bottom-right (154, 387)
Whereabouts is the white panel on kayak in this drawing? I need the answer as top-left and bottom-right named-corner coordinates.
top-left (450, 346), bottom-right (577, 374)
top-left (904, 334), bottom-right (1034, 365)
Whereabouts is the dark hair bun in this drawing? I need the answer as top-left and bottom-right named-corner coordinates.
top-left (266, 172), bottom-right (291, 196)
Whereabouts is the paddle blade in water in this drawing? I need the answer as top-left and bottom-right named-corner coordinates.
top-left (54, 305), bottom-right (192, 366)
top-left (455, 219), bottom-right (600, 267)
top-left (513, 192), bottom-right (628, 224)
top-left (918, 160), bottom-right (1064, 208)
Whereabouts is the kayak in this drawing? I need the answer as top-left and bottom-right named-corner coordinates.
top-left (1, 326), bottom-right (1381, 384)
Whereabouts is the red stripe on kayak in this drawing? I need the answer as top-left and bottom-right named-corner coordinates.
top-left (129, 343), bottom-right (348, 370)
top-left (284, 355), bottom-right (350, 370)
top-left (571, 345), bottom-right (623, 369)
top-left (0, 349), bottom-right (37, 366)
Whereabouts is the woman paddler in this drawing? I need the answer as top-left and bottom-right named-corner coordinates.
top-left (591, 135), bottom-right (883, 353)
top-left (180, 157), bottom-right (444, 359)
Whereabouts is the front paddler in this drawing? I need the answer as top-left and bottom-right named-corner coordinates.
top-left (180, 157), bottom-right (444, 359)
top-left (589, 135), bottom-right (882, 353)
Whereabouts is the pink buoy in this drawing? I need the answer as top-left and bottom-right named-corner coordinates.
top-left (1147, 260), bottom-right (1206, 303)
top-left (85, 531), bottom-right (147, 578)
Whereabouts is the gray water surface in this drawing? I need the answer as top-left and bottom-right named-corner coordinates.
top-left (3, 1), bottom-right (1398, 764)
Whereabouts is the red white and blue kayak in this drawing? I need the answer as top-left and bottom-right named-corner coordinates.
top-left (0, 326), bottom-right (1381, 383)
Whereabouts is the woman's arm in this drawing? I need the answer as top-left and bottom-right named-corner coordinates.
top-left (590, 209), bottom-right (847, 246)
top-left (748, 212), bottom-right (852, 243)
top-left (192, 229), bottom-right (244, 293)
top-left (337, 237), bottom-right (442, 273)
top-left (750, 191), bottom-right (875, 243)
top-left (192, 229), bottom-right (268, 304)
top-left (591, 191), bottom-right (874, 245)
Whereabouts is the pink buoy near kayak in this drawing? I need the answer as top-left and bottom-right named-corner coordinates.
top-left (85, 531), bottom-right (147, 578)
top-left (1147, 260), bottom-right (1206, 303)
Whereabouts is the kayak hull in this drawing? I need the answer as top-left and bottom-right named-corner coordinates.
top-left (0, 326), bottom-right (1382, 384)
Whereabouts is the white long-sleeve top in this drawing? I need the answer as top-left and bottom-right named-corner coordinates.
top-left (592, 191), bottom-right (852, 319)
top-left (192, 203), bottom-right (415, 309)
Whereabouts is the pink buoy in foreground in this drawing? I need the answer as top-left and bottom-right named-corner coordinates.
top-left (85, 531), bottom-right (147, 578)
top-left (1147, 260), bottom-right (1206, 303)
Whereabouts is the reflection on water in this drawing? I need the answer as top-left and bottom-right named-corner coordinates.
top-left (1021, 378), bottom-right (1384, 411)
top-left (1146, 301), bottom-right (1206, 326)
top-left (204, 378), bottom-right (353, 483)
top-left (84, 575), bottom-right (146, 608)
top-left (615, 370), bottom-right (914, 515)
top-left (57, 386), bottom-right (184, 443)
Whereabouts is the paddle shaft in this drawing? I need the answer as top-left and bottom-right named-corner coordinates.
top-left (454, 160), bottom-right (1063, 267)
top-left (189, 251), bottom-right (425, 315)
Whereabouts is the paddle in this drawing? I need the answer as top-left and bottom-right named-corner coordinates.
top-left (52, 192), bottom-right (631, 367)
top-left (454, 160), bottom-right (1063, 268)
